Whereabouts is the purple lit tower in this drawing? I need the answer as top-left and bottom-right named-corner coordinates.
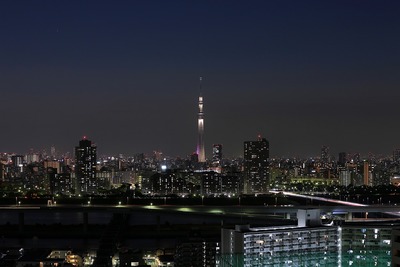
top-left (197, 77), bottom-right (206, 162)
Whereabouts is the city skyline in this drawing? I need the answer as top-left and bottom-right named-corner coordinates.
top-left (1, 1), bottom-right (400, 157)
top-left (2, 136), bottom-right (399, 161)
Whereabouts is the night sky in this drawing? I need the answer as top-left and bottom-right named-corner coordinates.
top-left (1, 1), bottom-right (400, 158)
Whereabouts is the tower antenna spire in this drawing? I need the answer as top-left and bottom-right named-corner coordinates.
top-left (199, 76), bottom-right (203, 95)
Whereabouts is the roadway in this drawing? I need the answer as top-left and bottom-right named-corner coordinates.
top-left (0, 191), bottom-right (398, 218)
top-left (1, 203), bottom-right (400, 217)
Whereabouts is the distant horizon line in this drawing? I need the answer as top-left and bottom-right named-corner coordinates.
top-left (0, 147), bottom-right (396, 161)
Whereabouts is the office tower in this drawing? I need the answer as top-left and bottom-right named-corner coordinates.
top-left (339, 169), bottom-right (351, 186)
top-left (243, 135), bottom-right (269, 194)
top-left (321, 145), bottom-right (330, 163)
top-left (75, 137), bottom-right (97, 194)
top-left (363, 161), bottom-right (370, 186)
top-left (212, 144), bottom-right (222, 165)
top-left (211, 144), bottom-right (222, 173)
top-left (197, 77), bottom-right (205, 162)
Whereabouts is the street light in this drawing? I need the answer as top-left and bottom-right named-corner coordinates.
top-left (202, 195), bottom-right (204, 205)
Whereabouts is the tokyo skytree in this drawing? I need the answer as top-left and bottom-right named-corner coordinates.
top-left (197, 77), bottom-right (205, 162)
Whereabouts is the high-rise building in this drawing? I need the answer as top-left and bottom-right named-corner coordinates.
top-left (243, 135), bottom-right (269, 194)
top-left (211, 144), bottom-right (222, 173)
top-left (321, 145), bottom-right (330, 164)
top-left (338, 152), bottom-right (347, 167)
top-left (50, 145), bottom-right (56, 159)
top-left (25, 151), bottom-right (40, 164)
top-left (220, 209), bottom-right (340, 267)
top-left (75, 137), bottom-right (97, 194)
top-left (197, 77), bottom-right (205, 163)
top-left (342, 221), bottom-right (393, 266)
top-left (11, 155), bottom-right (24, 173)
top-left (339, 169), bottom-right (351, 186)
top-left (212, 144), bottom-right (222, 165)
top-left (200, 171), bottom-right (241, 196)
top-left (51, 173), bottom-right (73, 195)
top-left (363, 160), bottom-right (371, 186)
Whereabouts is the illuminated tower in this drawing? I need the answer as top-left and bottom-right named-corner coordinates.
top-left (197, 77), bottom-right (206, 162)
top-left (75, 136), bottom-right (97, 194)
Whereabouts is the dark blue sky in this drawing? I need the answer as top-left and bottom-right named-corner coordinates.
top-left (1, 1), bottom-right (400, 158)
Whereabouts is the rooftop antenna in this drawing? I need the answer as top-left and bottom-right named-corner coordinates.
top-left (199, 76), bottom-right (203, 95)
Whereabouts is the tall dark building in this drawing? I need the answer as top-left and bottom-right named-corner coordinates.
top-left (11, 155), bottom-right (24, 173)
top-left (338, 152), bottom-right (347, 167)
top-left (75, 137), bottom-right (97, 194)
top-left (243, 135), bottom-right (269, 194)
